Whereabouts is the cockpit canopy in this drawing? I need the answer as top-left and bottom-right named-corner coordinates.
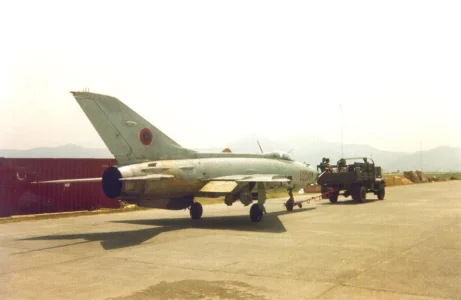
top-left (266, 151), bottom-right (294, 161)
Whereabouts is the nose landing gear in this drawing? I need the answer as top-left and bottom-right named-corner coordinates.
top-left (284, 189), bottom-right (302, 211)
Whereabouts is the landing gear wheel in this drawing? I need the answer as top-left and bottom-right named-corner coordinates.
top-left (329, 192), bottom-right (339, 204)
top-left (189, 202), bottom-right (203, 220)
top-left (377, 187), bottom-right (385, 200)
top-left (250, 203), bottom-right (263, 222)
top-left (286, 199), bottom-right (294, 211)
top-left (298, 203), bottom-right (302, 209)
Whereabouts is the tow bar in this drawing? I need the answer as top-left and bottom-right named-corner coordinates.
top-left (284, 189), bottom-right (338, 211)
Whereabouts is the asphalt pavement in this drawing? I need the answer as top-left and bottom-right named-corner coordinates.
top-left (1, 181), bottom-right (460, 299)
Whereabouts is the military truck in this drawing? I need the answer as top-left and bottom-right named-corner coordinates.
top-left (316, 157), bottom-right (386, 203)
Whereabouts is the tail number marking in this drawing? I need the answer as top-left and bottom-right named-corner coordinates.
top-left (300, 171), bottom-right (311, 182)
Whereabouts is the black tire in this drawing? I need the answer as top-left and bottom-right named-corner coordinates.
top-left (250, 203), bottom-right (263, 222)
top-left (190, 202), bottom-right (203, 220)
top-left (352, 186), bottom-right (366, 203)
top-left (351, 186), bottom-right (359, 202)
top-left (286, 199), bottom-right (294, 211)
top-left (358, 186), bottom-right (367, 203)
top-left (377, 187), bottom-right (385, 200)
top-left (329, 192), bottom-right (339, 204)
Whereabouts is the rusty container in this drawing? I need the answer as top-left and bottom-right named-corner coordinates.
top-left (0, 158), bottom-right (119, 217)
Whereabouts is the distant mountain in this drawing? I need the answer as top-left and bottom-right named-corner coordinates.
top-left (385, 146), bottom-right (461, 172)
top-left (206, 134), bottom-right (461, 172)
top-left (1, 138), bottom-right (461, 172)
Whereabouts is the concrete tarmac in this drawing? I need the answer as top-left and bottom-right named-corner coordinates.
top-left (1, 181), bottom-right (460, 300)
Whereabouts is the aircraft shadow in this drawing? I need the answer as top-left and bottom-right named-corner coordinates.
top-left (18, 208), bottom-right (315, 251)
top-left (17, 227), bottom-right (169, 251)
top-left (319, 199), bottom-right (380, 205)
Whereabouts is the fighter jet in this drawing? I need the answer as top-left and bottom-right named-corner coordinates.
top-left (35, 92), bottom-right (318, 222)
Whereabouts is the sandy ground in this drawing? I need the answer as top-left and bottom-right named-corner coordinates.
top-left (0, 181), bottom-right (460, 300)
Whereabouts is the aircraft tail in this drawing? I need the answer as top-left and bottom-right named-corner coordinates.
top-left (71, 91), bottom-right (196, 165)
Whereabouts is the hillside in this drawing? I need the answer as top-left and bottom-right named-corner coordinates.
top-left (204, 134), bottom-right (461, 172)
top-left (385, 146), bottom-right (461, 172)
top-left (1, 137), bottom-right (461, 172)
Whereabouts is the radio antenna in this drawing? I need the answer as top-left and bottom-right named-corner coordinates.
top-left (257, 140), bottom-right (264, 153)
top-left (340, 104), bottom-right (344, 157)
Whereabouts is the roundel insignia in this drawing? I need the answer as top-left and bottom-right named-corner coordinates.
top-left (140, 128), bottom-right (153, 145)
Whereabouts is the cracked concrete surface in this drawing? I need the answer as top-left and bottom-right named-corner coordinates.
top-left (1, 181), bottom-right (460, 299)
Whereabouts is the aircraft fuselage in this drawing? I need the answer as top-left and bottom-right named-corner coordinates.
top-left (115, 156), bottom-right (317, 203)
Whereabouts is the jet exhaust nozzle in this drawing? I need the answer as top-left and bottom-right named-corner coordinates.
top-left (102, 166), bottom-right (123, 198)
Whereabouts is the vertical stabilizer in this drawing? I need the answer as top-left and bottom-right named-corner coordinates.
top-left (71, 91), bottom-right (196, 165)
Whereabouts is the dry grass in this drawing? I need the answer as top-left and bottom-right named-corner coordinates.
top-left (424, 172), bottom-right (461, 180)
top-left (384, 171), bottom-right (461, 184)
top-left (384, 171), bottom-right (461, 179)
top-left (384, 175), bottom-right (413, 186)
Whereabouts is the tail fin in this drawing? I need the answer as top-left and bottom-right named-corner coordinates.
top-left (71, 91), bottom-right (196, 165)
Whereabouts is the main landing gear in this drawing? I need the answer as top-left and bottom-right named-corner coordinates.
top-left (187, 182), bottom-right (268, 222)
top-left (249, 182), bottom-right (267, 222)
top-left (189, 201), bottom-right (203, 220)
top-left (250, 203), bottom-right (263, 222)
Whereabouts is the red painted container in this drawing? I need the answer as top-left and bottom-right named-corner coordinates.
top-left (0, 158), bottom-right (119, 217)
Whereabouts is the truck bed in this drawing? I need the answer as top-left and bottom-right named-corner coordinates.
top-left (317, 170), bottom-right (374, 185)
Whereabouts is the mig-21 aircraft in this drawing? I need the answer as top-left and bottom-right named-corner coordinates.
top-left (35, 91), bottom-right (318, 222)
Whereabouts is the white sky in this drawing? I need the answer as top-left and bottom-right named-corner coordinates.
top-left (1, 0), bottom-right (460, 153)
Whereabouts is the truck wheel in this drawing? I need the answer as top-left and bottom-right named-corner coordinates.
top-left (329, 192), bottom-right (338, 203)
top-left (359, 186), bottom-right (367, 203)
top-left (353, 186), bottom-right (366, 203)
top-left (377, 187), bottom-right (385, 200)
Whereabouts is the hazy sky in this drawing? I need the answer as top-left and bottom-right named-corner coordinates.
top-left (1, 0), bottom-right (460, 153)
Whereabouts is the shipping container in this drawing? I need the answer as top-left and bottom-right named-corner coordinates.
top-left (0, 158), bottom-right (119, 217)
